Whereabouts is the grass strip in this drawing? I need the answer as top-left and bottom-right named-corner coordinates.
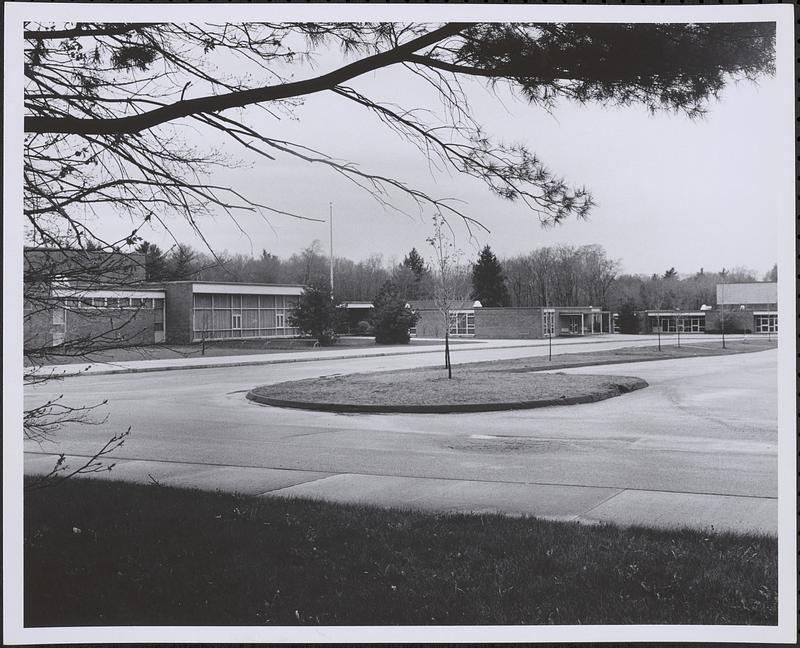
top-left (25, 478), bottom-right (777, 627)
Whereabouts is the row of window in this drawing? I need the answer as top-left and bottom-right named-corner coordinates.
top-left (191, 294), bottom-right (299, 340)
top-left (449, 311), bottom-right (475, 336)
top-left (651, 317), bottom-right (706, 333)
top-left (59, 297), bottom-right (165, 310)
top-left (193, 308), bottom-right (290, 330)
top-left (193, 294), bottom-right (296, 309)
top-left (191, 327), bottom-right (297, 340)
top-left (755, 314), bottom-right (777, 333)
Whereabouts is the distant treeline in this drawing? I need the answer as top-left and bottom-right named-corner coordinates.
top-left (136, 240), bottom-right (776, 312)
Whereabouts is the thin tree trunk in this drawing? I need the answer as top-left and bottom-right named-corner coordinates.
top-left (445, 330), bottom-right (452, 379)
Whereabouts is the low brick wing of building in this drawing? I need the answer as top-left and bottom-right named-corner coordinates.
top-left (23, 248), bottom-right (308, 351)
top-left (705, 282), bottom-right (778, 334)
top-left (407, 300), bottom-right (615, 339)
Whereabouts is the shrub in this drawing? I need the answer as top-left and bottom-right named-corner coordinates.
top-left (288, 286), bottom-right (340, 346)
top-left (370, 281), bottom-right (418, 345)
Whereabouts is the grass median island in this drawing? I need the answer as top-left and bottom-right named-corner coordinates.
top-left (250, 371), bottom-right (647, 412)
top-left (24, 478), bottom-right (777, 626)
top-left (248, 338), bottom-right (774, 413)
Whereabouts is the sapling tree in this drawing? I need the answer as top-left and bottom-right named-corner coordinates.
top-left (427, 214), bottom-right (464, 378)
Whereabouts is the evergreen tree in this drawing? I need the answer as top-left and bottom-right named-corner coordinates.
top-left (470, 245), bottom-right (511, 307)
top-left (289, 286), bottom-right (340, 346)
top-left (135, 241), bottom-right (167, 281)
top-left (370, 281), bottom-right (419, 345)
top-left (663, 267), bottom-right (678, 280)
top-left (402, 248), bottom-right (429, 279)
top-left (165, 244), bottom-right (198, 280)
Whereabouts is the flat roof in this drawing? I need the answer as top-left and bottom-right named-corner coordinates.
top-left (160, 280), bottom-right (306, 288)
top-left (52, 288), bottom-right (166, 299)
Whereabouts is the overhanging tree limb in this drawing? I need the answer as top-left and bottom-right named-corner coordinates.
top-left (25, 22), bottom-right (469, 135)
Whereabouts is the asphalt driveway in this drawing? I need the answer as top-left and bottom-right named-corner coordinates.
top-left (22, 340), bottom-right (778, 534)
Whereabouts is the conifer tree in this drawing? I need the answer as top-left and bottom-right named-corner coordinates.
top-left (471, 246), bottom-right (511, 307)
top-left (402, 248), bottom-right (429, 280)
top-left (370, 280), bottom-right (419, 344)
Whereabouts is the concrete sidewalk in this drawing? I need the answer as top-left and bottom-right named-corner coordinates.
top-left (26, 334), bottom-right (729, 377)
top-left (23, 452), bottom-right (776, 535)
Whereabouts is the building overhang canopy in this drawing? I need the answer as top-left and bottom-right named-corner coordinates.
top-left (190, 283), bottom-right (304, 296)
top-left (341, 302), bottom-right (374, 309)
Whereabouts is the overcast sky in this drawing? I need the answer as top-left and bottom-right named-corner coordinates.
top-left (94, 27), bottom-right (781, 278)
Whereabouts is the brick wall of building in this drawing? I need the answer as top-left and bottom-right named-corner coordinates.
top-left (66, 308), bottom-right (158, 347)
top-left (475, 307), bottom-right (544, 339)
top-left (24, 305), bottom-right (158, 350)
top-left (24, 306), bottom-right (55, 350)
top-left (414, 309), bottom-right (448, 338)
top-left (163, 283), bottom-right (194, 344)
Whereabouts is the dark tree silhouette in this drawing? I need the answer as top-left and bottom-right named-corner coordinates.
top-left (165, 244), bottom-right (198, 281)
top-left (135, 241), bottom-right (167, 281)
top-left (471, 245), bottom-right (511, 307)
top-left (402, 248), bottom-right (430, 280)
top-left (617, 301), bottom-right (639, 334)
top-left (289, 286), bottom-right (340, 346)
top-left (370, 280), bottom-right (419, 345)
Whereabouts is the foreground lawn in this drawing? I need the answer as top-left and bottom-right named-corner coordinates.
top-left (25, 479), bottom-right (777, 626)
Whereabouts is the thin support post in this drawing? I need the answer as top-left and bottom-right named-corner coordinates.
top-left (329, 202), bottom-right (334, 301)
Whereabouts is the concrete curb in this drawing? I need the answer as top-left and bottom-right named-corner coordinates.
top-left (245, 378), bottom-right (648, 414)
